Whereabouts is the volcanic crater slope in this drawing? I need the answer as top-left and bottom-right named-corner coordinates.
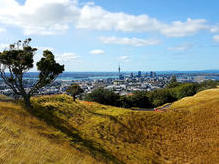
top-left (0, 88), bottom-right (218, 163)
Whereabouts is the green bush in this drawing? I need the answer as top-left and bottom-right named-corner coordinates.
top-left (119, 95), bottom-right (133, 108)
top-left (174, 83), bottom-right (199, 99)
top-left (147, 89), bottom-right (176, 107)
top-left (84, 80), bottom-right (218, 108)
top-left (130, 91), bottom-right (151, 108)
top-left (85, 88), bottom-right (120, 106)
top-left (198, 80), bottom-right (218, 91)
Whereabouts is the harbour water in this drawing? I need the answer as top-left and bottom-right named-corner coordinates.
top-left (3, 71), bottom-right (219, 81)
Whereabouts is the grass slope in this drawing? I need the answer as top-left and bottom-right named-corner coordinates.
top-left (0, 102), bottom-right (100, 163)
top-left (0, 88), bottom-right (218, 163)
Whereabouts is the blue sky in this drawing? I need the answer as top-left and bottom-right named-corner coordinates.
top-left (0, 0), bottom-right (219, 72)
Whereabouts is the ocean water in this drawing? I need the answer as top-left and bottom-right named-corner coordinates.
top-left (1, 71), bottom-right (219, 81)
top-left (22, 72), bottom-right (119, 80)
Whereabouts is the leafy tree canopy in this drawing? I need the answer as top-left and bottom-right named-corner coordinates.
top-left (0, 39), bottom-right (64, 108)
top-left (66, 83), bottom-right (83, 101)
top-left (85, 88), bottom-right (120, 106)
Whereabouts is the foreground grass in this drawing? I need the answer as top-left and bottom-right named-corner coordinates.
top-left (0, 88), bottom-right (218, 163)
top-left (0, 102), bottom-right (100, 163)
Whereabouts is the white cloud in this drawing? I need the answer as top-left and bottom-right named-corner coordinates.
top-left (0, 27), bottom-right (6, 33)
top-left (160, 18), bottom-right (208, 37)
top-left (120, 56), bottom-right (129, 60)
top-left (0, 0), bottom-right (212, 37)
top-left (100, 36), bottom-right (160, 46)
top-left (89, 49), bottom-right (105, 55)
top-left (213, 35), bottom-right (219, 42)
top-left (168, 43), bottom-right (193, 51)
top-left (56, 52), bottom-right (80, 63)
top-left (0, 0), bottom-right (80, 35)
top-left (119, 56), bottom-right (130, 62)
top-left (33, 51), bottom-right (80, 71)
top-left (210, 25), bottom-right (219, 33)
top-left (37, 46), bottom-right (54, 52)
top-left (56, 52), bottom-right (81, 71)
top-left (76, 4), bottom-right (162, 32)
top-left (77, 6), bottom-right (208, 37)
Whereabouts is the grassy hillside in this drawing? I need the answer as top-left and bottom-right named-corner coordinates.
top-left (0, 102), bottom-right (100, 163)
top-left (0, 88), bottom-right (218, 163)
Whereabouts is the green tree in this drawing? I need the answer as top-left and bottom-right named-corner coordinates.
top-left (166, 75), bottom-right (181, 88)
top-left (66, 84), bottom-right (83, 101)
top-left (148, 89), bottom-right (176, 107)
top-left (119, 95), bottom-right (132, 108)
top-left (130, 91), bottom-right (151, 108)
top-left (85, 88), bottom-right (120, 106)
top-left (170, 75), bottom-right (177, 83)
top-left (0, 39), bottom-right (64, 108)
top-left (198, 80), bottom-right (218, 91)
top-left (175, 83), bottom-right (199, 99)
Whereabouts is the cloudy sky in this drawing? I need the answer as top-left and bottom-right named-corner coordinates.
top-left (0, 0), bottom-right (219, 72)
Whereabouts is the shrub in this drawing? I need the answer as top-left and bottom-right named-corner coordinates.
top-left (119, 95), bottom-right (133, 108)
top-left (147, 89), bottom-right (176, 107)
top-left (66, 84), bottom-right (83, 101)
top-left (119, 91), bottom-right (151, 108)
top-left (130, 91), bottom-right (151, 108)
top-left (85, 88), bottom-right (120, 106)
top-left (198, 80), bottom-right (218, 91)
top-left (174, 83), bottom-right (199, 99)
top-left (84, 80), bottom-right (218, 108)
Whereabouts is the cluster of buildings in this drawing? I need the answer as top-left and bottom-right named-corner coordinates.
top-left (0, 71), bottom-right (171, 97)
top-left (0, 67), bottom-right (217, 97)
top-left (74, 67), bottom-right (172, 95)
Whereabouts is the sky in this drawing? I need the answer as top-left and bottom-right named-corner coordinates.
top-left (0, 0), bottom-right (219, 72)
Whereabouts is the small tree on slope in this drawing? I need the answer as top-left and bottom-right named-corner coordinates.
top-left (0, 39), bottom-right (64, 108)
top-left (66, 84), bottom-right (83, 101)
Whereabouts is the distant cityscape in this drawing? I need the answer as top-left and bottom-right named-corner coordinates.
top-left (1, 68), bottom-right (219, 97)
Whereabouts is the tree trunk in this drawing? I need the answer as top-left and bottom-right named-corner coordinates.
top-left (23, 95), bottom-right (32, 108)
top-left (73, 95), bottom-right (76, 101)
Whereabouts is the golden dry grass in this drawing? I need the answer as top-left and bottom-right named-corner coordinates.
top-left (0, 88), bottom-right (218, 164)
top-left (0, 102), bottom-right (100, 164)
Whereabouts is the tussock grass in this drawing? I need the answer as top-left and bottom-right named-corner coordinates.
top-left (0, 101), bottom-right (99, 164)
top-left (0, 88), bottom-right (218, 163)
top-left (0, 94), bottom-right (14, 102)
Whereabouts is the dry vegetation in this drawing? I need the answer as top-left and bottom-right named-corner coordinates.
top-left (0, 88), bottom-right (218, 163)
top-left (0, 102), bottom-right (100, 164)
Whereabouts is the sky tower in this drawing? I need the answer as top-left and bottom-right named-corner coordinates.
top-left (118, 65), bottom-right (124, 80)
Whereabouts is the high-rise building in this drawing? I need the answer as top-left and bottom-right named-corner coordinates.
top-left (118, 65), bottom-right (124, 80)
top-left (154, 72), bottom-right (156, 77)
top-left (118, 65), bottom-right (121, 76)
top-left (138, 71), bottom-right (142, 77)
top-left (150, 71), bottom-right (153, 78)
top-left (145, 72), bottom-right (148, 77)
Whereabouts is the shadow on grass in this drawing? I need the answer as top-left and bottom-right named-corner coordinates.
top-left (86, 110), bottom-right (139, 143)
top-left (0, 98), bottom-right (15, 103)
top-left (27, 103), bottom-right (124, 164)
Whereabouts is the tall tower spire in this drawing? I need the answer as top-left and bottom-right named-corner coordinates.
top-left (118, 64), bottom-right (121, 75)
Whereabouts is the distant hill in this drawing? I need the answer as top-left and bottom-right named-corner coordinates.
top-left (0, 88), bottom-right (218, 163)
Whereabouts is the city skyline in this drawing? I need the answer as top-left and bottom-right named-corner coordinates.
top-left (0, 0), bottom-right (219, 72)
